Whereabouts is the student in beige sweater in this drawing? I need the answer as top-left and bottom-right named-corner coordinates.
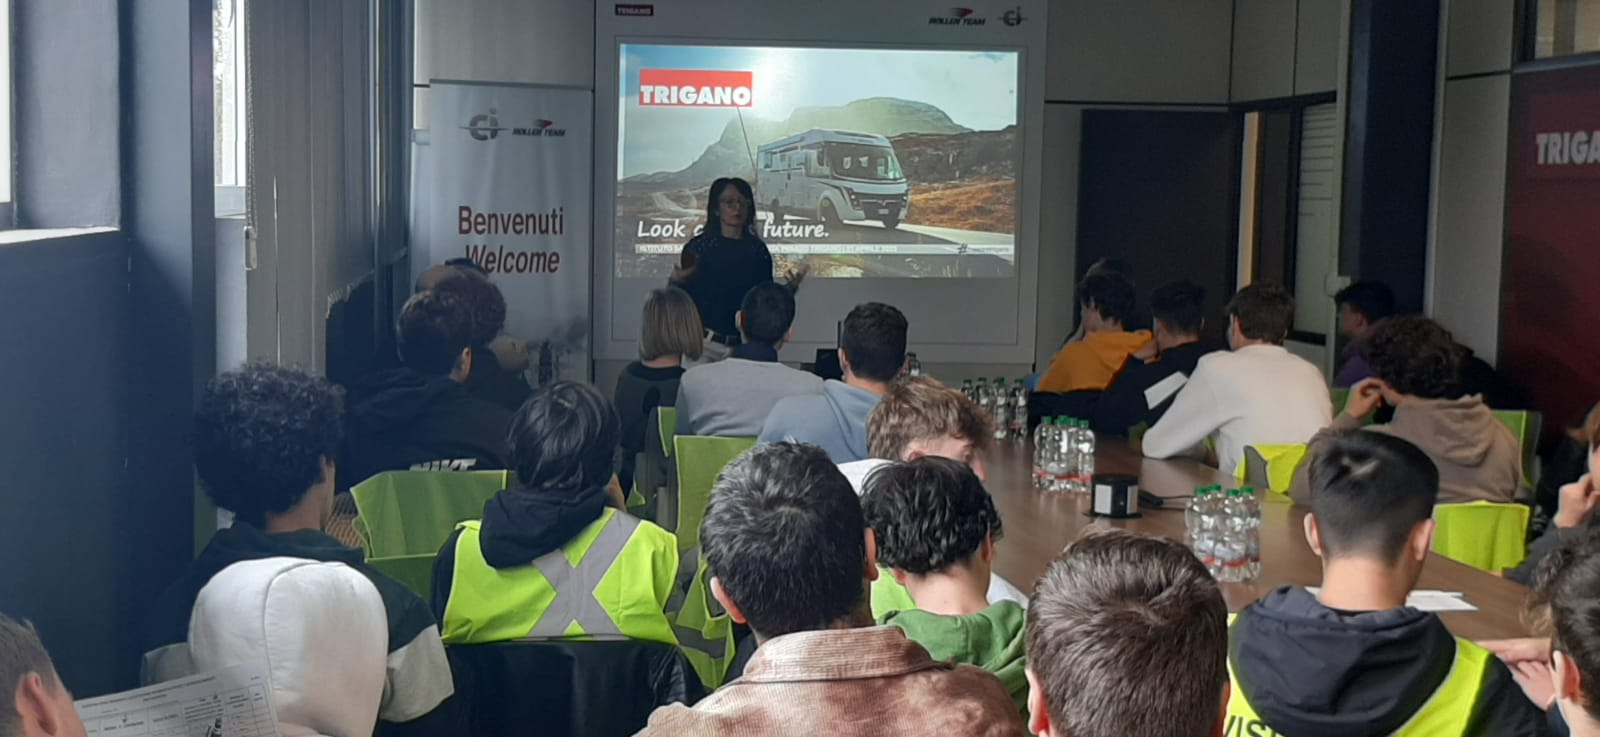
top-left (1290, 315), bottom-right (1522, 506)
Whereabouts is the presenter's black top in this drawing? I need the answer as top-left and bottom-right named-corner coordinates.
top-left (673, 231), bottom-right (772, 337)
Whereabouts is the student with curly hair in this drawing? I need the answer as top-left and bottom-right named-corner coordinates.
top-left (431, 270), bottom-right (532, 412)
top-left (862, 457), bottom-right (1026, 714)
top-left (1289, 314), bottom-right (1521, 505)
top-left (143, 363), bottom-right (457, 732)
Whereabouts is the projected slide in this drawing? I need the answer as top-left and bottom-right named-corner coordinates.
top-left (616, 43), bottom-right (1020, 278)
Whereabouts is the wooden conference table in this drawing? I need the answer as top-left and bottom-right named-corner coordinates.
top-left (985, 439), bottom-right (1532, 641)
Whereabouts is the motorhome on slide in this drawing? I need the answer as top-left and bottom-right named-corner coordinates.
top-left (757, 129), bottom-right (910, 230)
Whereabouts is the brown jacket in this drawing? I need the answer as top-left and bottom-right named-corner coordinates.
top-left (636, 625), bottom-right (1027, 737)
top-left (1290, 396), bottom-right (1523, 506)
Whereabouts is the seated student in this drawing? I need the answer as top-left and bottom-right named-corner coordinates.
top-left (637, 443), bottom-right (1025, 737)
top-left (614, 286), bottom-right (704, 493)
top-left (1090, 279), bottom-right (1222, 436)
top-left (759, 302), bottom-right (908, 463)
top-left (433, 381), bottom-right (678, 646)
top-left (417, 258), bottom-right (530, 375)
top-left (1332, 280), bottom-right (1396, 387)
top-left (431, 270), bottom-right (532, 412)
top-left (675, 282), bottom-right (822, 437)
top-left (1142, 283), bottom-right (1331, 474)
top-left (1507, 409), bottom-right (1600, 585)
top-left (863, 457), bottom-right (1027, 714)
top-left (341, 289), bottom-right (513, 488)
top-left (1229, 431), bottom-right (1545, 736)
top-left (1036, 272), bottom-right (1152, 393)
top-left (0, 614), bottom-right (88, 737)
top-left (833, 376), bottom-right (1028, 611)
top-left (1026, 529), bottom-right (1228, 737)
top-left (143, 364), bottom-right (455, 731)
top-left (1290, 315), bottom-right (1522, 506)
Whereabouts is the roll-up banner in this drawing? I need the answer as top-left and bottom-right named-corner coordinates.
top-left (418, 81), bottom-right (593, 383)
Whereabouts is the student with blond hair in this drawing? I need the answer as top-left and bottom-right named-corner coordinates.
top-left (615, 286), bottom-right (704, 492)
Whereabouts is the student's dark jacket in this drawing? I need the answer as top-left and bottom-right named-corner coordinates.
top-left (431, 483), bottom-right (609, 617)
top-left (143, 524), bottom-right (460, 734)
top-left (1231, 586), bottom-right (1547, 737)
top-left (341, 368), bottom-right (513, 490)
top-left (613, 362), bottom-right (685, 492)
top-left (464, 344), bottom-right (532, 413)
top-left (1090, 339), bottom-right (1222, 436)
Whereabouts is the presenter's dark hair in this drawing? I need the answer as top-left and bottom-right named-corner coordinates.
top-left (398, 290), bottom-right (477, 376)
top-left (739, 281), bottom-right (796, 347)
top-left (701, 442), bottom-right (866, 638)
top-left (706, 177), bottom-right (757, 237)
top-left (507, 381), bottom-right (620, 493)
top-left (841, 302), bottom-right (909, 383)
top-left (194, 363), bottom-right (344, 528)
top-left (863, 457), bottom-right (1001, 575)
top-left (1307, 431), bottom-right (1440, 561)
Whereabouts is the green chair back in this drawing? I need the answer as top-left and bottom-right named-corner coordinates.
top-left (1491, 410), bottom-right (1542, 487)
top-left (670, 437), bottom-right (757, 553)
top-left (351, 470), bottom-right (510, 558)
top-left (1237, 444), bottom-right (1310, 495)
top-left (364, 553), bottom-right (437, 600)
top-left (658, 407), bottom-right (678, 457)
top-left (1330, 387), bottom-right (1351, 414)
top-left (1432, 501), bottom-right (1530, 572)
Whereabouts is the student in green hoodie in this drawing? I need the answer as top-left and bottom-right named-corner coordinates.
top-left (861, 457), bottom-right (1027, 714)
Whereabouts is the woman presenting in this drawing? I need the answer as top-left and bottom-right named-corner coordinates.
top-left (671, 177), bottom-right (802, 348)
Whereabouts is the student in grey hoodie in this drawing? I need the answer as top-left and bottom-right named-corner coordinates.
top-left (759, 302), bottom-right (908, 463)
top-left (1290, 315), bottom-right (1522, 506)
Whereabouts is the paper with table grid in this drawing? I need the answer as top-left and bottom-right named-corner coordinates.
top-left (76, 665), bottom-right (281, 737)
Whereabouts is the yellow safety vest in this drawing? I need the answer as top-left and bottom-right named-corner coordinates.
top-left (442, 508), bottom-right (679, 646)
top-left (1225, 615), bottom-right (1492, 736)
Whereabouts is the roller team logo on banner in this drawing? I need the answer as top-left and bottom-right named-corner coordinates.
top-left (425, 82), bottom-right (592, 383)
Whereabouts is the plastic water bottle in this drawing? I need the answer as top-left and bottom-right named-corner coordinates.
top-left (1032, 417), bottom-right (1055, 489)
top-left (1218, 489), bottom-right (1252, 583)
top-left (1196, 487), bottom-right (1225, 577)
top-left (961, 378), bottom-right (974, 401)
top-left (1050, 417), bottom-right (1075, 492)
top-left (1075, 419), bottom-right (1096, 490)
top-left (906, 352), bottom-right (922, 378)
top-left (1185, 486), bottom-right (1207, 547)
top-left (992, 388), bottom-right (1012, 442)
top-left (975, 378), bottom-right (993, 419)
top-left (1010, 380), bottom-right (1029, 440)
top-left (1239, 486), bottom-right (1262, 580)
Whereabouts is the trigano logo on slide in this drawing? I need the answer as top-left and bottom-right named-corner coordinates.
top-left (930, 7), bottom-right (986, 25)
top-left (638, 69), bottom-right (753, 107)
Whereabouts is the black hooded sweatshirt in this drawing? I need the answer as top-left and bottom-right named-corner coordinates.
top-left (341, 368), bottom-right (513, 490)
top-left (431, 483), bottom-right (609, 617)
top-left (1230, 586), bottom-right (1548, 737)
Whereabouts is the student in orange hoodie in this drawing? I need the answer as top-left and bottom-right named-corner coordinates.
top-left (1036, 273), bottom-right (1152, 393)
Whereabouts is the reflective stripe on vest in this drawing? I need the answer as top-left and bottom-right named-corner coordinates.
top-left (1224, 614), bottom-right (1491, 736)
top-left (443, 508), bottom-right (677, 646)
top-left (667, 545), bottom-right (736, 688)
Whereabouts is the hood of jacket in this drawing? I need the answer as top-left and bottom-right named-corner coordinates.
top-left (1387, 396), bottom-right (1501, 467)
top-left (1231, 586), bottom-right (1457, 737)
top-left (345, 368), bottom-right (467, 431)
top-left (477, 484), bottom-right (609, 567)
top-left (1084, 330), bottom-right (1154, 371)
top-left (823, 381), bottom-right (882, 456)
